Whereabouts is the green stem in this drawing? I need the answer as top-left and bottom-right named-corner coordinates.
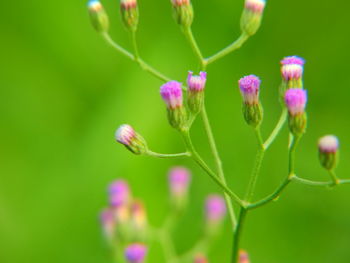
top-left (231, 208), bottom-right (247, 263)
top-left (263, 108), bottom-right (288, 149)
top-left (200, 108), bottom-right (237, 228)
top-left (247, 136), bottom-right (301, 210)
top-left (181, 131), bottom-right (245, 208)
top-left (244, 128), bottom-right (265, 202)
top-left (158, 214), bottom-right (178, 263)
top-left (182, 27), bottom-right (205, 68)
top-left (329, 170), bottom-right (340, 186)
top-left (146, 151), bottom-right (190, 158)
top-left (205, 34), bottom-right (249, 65)
top-left (102, 33), bottom-right (171, 83)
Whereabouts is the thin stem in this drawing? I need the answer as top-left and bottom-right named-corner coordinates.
top-left (201, 108), bottom-right (237, 228)
top-left (244, 128), bottom-right (265, 202)
top-left (101, 33), bottom-right (171, 82)
top-left (247, 136), bottom-right (301, 210)
top-left (182, 27), bottom-right (205, 68)
top-left (181, 130), bottom-right (246, 208)
top-left (130, 31), bottom-right (140, 60)
top-left (146, 151), bottom-right (190, 158)
top-left (293, 176), bottom-right (350, 186)
top-left (329, 170), bottom-right (340, 186)
top-left (158, 214), bottom-right (179, 263)
top-left (263, 108), bottom-right (288, 150)
top-left (231, 208), bottom-right (247, 263)
top-left (205, 34), bottom-right (249, 65)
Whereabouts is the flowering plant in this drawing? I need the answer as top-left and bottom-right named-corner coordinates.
top-left (87, 0), bottom-right (349, 262)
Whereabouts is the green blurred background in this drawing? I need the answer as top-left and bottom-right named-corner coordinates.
top-left (1, 0), bottom-right (350, 262)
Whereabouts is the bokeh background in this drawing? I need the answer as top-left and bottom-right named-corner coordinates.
top-left (1, 0), bottom-right (350, 262)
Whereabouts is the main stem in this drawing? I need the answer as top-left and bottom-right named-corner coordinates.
top-left (231, 208), bottom-right (247, 263)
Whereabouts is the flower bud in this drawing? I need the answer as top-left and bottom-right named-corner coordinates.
top-left (284, 89), bottom-right (307, 136)
top-left (241, 0), bottom-right (266, 36)
top-left (100, 208), bottom-right (116, 243)
top-left (130, 200), bottom-right (148, 241)
top-left (120, 0), bottom-right (139, 32)
top-left (125, 243), bottom-right (147, 263)
top-left (88, 0), bottom-right (109, 33)
top-left (205, 195), bottom-right (226, 234)
top-left (187, 71), bottom-right (207, 115)
top-left (238, 75), bottom-right (263, 128)
top-left (169, 167), bottom-right (191, 210)
top-left (239, 250), bottom-right (250, 263)
top-left (109, 180), bottom-right (131, 207)
top-left (194, 254), bottom-right (208, 263)
top-left (160, 81), bottom-right (188, 131)
top-left (171, 0), bottom-right (194, 28)
top-left (281, 56), bottom-right (305, 89)
top-left (318, 135), bottom-right (339, 171)
top-left (116, 124), bottom-right (147, 155)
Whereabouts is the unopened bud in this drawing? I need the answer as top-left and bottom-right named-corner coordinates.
top-left (241, 0), bottom-right (266, 36)
top-left (187, 71), bottom-right (207, 115)
top-left (169, 167), bottom-right (191, 210)
top-left (205, 195), bottom-right (226, 234)
top-left (171, 0), bottom-right (193, 28)
top-left (100, 208), bottom-right (116, 243)
top-left (239, 75), bottom-right (263, 127)
top-left (88, 0), bottom-right (109, 33)
top-left (239, 250), bottom-right (250, 263)
top-left (109, 180), bottom-right (131, 207)
top-left (194, 254), bottom-right (208, 263)
top-left (130, 200), bottom-right (148, 241)
top-left (120, 0), bottom-right (139, 32)
top-left (281, 56), bottom-right (305, 89)
top-left (160, 81), bottom-right (188, 131)
top-left (284, 89), bottom-right (307, 136)
top-left (125, 243), bottom-right (147, 263)
top-left (318, 135), bottom-right (339, 171)
top-left (116, 124), bottom-right (147, 155)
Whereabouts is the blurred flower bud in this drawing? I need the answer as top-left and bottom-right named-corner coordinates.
top-left (88, 0), bottom-right (109, 33)
top-left (318, 135), bottom-right (339, 171)
top-left (100, 208), bottom-right (116, 243)
top-left (169, 167), bottom-right (191, 210)
top-left (116, 124), bottom-right (148, 155)
top-left (160, 81), bottom-right (188, 131)
top-left (284, 89), bottom-right (307, 136)
top-left (241, 0), bottom-right (266, 36)
top-left (194, 253), bottom-right (209, 263)
top-left (281, 56), bottom-right (305, 89)
top-left (109, 180), bottom-right (131, 207)
top-left (239, 250), bottom-right (250, 263)
top-left (130, 200), bottom-right (148, 241)
top-left (120, 0), bottom-right (139, 32)
top-left (205, 195), bottom-right (226, 234)
top-left (171, 0), bottom-right (193, 28)
top-left (125, 243), bottom-right (147, 263)
top-left (187, 71), bottom-right (207, 115)
top-left (239, 75), bottom-right (263, 128)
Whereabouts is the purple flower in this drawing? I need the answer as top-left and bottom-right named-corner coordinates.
top-left (187, 71), bottom-right (207, 92)
top-left (116, 124), bottom-right (136, 146)
top-left (205, 194), bottom-right (226, 224)
top-left (281, 56), bottom-right (305, 81)
top-left (109, 180), bottom-right (130, 207)
top-left (238, 75), bottom-right (261, 105)
top-left (318, 135), bottom-right (339, 153)
top-left (284, 88), bottom-right (307, 116)
top-left (160, 81), bottom-right (183, 109)
top-left (125, 244), bottom-right (147, 263)
top-left (169, 167), bottom-right (191, 198)
top-left (245, 0), bottom-right (266, 13)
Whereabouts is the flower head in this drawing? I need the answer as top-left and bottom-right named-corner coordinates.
top-left (116, 124), bottom-right (135, 146)
top-left (130, 200), bottom-right (147, 228)
top-left (193, 254), bottom-right (208, 263)
top-left (109, 180), bottom-right (130, 207)
top-left (121, 0), bottom-right (137, 9)
top-left (318, 135), bottom-right (339, 154)
top-left (245, 0), bottom-right (266, 14)
top-left (284, 88), bottom-right (307, 116)
top-left (239, 250), bottom-right (250, 263)
top-left (205, 195), bottom-right (226, 224)
top-left (87, 0), bottom-right (109, 33)
top-left (125, 244), bottom-right (147, 263)
top-left (169, 167), bottom-right (191, 198)
top-left (100, 208), bottom-right (115, 241)
top-left (281, 56), bottom-right (305, 82)
top-left (187, 71), bottom-right (207, 92)
top-left (160, 81), bottom-right (183, 109)
top-left (239, 75), bottom-right (261, 105)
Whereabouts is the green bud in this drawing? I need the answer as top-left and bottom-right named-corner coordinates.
top-left (318, 135), bottom-right (339, 171)
top-left (171, 0), bottom-right (194, 28)
top-left (240, 0), bottom-right (266, 36)
top-left (120, 0), bottom-right (139, 32)
top-left (288, 113), bottom-right (307, 136)
top-left (243, 103), bottom-right (263, 128)
top-left (167, 107), bottom-right (188, 132)
top-left (88, 1), bottom-right (109, 33)
top-left (116, 124), bottom-right (148, 155)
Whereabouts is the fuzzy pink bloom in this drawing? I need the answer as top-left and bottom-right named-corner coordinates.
top-left (187, 71), bottom-right (207, 92)
top-left (100, 208), bottom-right (115, 240)
top-left (193, 254), bottom-right (208, 263)
top-left (239, 250), bottom-right (250, 263)
top-left (160, 81), bottom-right (183, 109)
top-left (116, 124), bottom-right (136, 146)
top-left (239, 75), bottom-right (261, 105)
top-left (120, 0), bottom-right (137, 9)
top-left (318, 135), bottom-right (339, 153)
top-left (169, 167), bottom-right (191, 198)
top-left (245, 0), bottom-right (266, 13)
top-left (125, 244), bottom-right (147, 263)
top-left (284, 88), bottom-right (307, 116)
top-left (109, 180), bottom-right (130, 207)
top-left (281, 56), bottom-right (305, 81)
top-left (205, 195), bottom-right (226, 223)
